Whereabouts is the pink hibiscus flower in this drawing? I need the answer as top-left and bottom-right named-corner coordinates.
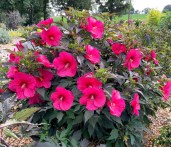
top-left (40, 26), bottom-right (62, 46)
top-left (151, 50), bottom-right (158, 65)
top-left (36, 54), bottom-right (54, 68)
top-left (85, 45), bottom-right (100, 64)
top-left (77, 73), bottom-right (102, 92)
top-left (79, 87), bottom-right (106, 110)
top-left (37, 18), bottom-right (54, 27)
top-left (16, 41), bottom-right (24, 51)
top-left (8, 72), bottom-right (36, 99)
top-left (7, 66), bottom-right (19, 78)
top-left (162, 81), bottom-right (171, 101)
top-left (130, 93), bottom-right (140, 116)
top-left (112, 43), bottom-right (127, 55)
top-left (50, 87), bottom-right (74, 111)
top-left (29, 93), bottom-right (45, 105)
top-left (8, 53), bottom-right (20, 64)
top-left (107, 90), bottom-right (125, 117)
top-left (86, 17), bottom-right (104, 39)
top-left (124, 49), bottom-right (142, 70)
top-left (53, 51), bottom-right (77, 77)
top-left (35, 69), bottom-right (54, 88)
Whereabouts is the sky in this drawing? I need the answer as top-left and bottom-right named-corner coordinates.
top-left (132, 0), bottom-right (171, 11)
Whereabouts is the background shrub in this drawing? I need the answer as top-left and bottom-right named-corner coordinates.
top-left (5, 11), bottom-right (23, 29)
top-left (147, 9), bottom-right (163, 26)
top-left (0, 28), bottom-right (11, 44)
top-left (159, 12), bottom-right (171, 30)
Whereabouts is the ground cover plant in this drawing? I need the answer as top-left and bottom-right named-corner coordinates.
top-left (0, 8), bottom-right (171, 147)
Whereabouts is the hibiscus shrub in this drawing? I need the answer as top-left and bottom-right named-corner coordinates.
top-left (1, 9), bottom-right (171, 146)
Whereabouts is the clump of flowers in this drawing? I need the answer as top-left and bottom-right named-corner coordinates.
top-left (1, 11), bottom-right (170, 147)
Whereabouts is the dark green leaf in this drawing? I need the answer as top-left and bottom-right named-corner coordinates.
top-left (108, 129), bottom-right (118, 140)
top-left (57, 112), bottom-right (64, 123)
top-left (84, 111), bottom-right (94, 123)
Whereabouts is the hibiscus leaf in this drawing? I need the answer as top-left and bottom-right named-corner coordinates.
top-left (77, 55), bottom-right (84, 66)
top-left (130, 134), bottom-right (135, 145)
top-left (13, 107), bottom-right (40, 121)
top-left (107, 129), bottom-right (118, 140)
top-left (37, 88), bottom-right (45, 98)
top-left (111, 116), bottom-right (123, 125)
top-left (84, 111), bottom-right (94, 123)
top-left (88, 115), bottom-right (99, 128)
top-left (56, 112), bottom-right (64, 123)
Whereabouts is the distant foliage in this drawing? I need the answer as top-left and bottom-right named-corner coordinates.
top-left (147, 9), bottom-right (163, 26)
top-left (0, 28), bottom-right (11, 44)
top-left (5, 11), bottom-right (23, 29)
top-left (159, 12), bottom-right (171, 30)
top-left (0, 23), bottom-right (6, 29)
top-left (163, 4), bottom-right (171, 13)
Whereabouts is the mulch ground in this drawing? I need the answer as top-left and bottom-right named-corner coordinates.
top-left (0, 38), bottom-right (171, 147)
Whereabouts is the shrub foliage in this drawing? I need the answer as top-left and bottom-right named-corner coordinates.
top-left (0, 9), bottom-right (171, 147)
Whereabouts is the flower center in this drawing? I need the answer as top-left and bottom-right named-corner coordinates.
top-left (130, 57), bottom-right (134, 62)
top-left (111, 102), bottom-right (115, 107)
top-left (59, 96), bottom-right (64, 101)
top-left (50, 36), bottom-right (54, 40)
top-left (88, 54), bottom-right (93, 59)
top-left (39, 77), bottom-right (44, 81)
top-left (88, 85), bottom-right (93, 88)
top-left (65, 62), bottom-right (70, 68)
top-left (21, 83), bottom-right (26, 89)
top-left (90, 94), bottom-right (95, 100)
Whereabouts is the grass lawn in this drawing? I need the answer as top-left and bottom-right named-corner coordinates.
top-left (114, 14), bottom-right (147, 21)
top-left (54, 14), bottom-right (147, 24)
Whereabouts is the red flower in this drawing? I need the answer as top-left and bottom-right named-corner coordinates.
top-left (86, 17), bottom-right (104, 39)
top-left (50, 87), bottom-right (74, 111)
top-left (145, 50), bottom-right (158, 66)
top-left (35, 69), bottom-right (54, 88)
top-left (107, 39), bottom-right (113, 45)
top-left (77, 73), bottom-right (102, 92)
top-left (40, 26), bottom-right (62, 46)
top-left (36, 54), bottom-right (54, 68)
top-left (29, 93), bottom-right (44, 105)
top-left (8, 72), bottom-right (36, 99)
top-left (0, 89), bottom-right (5, 94)
top-left (16, 41), bottom-right (24, 51)
top-left (107, 90), bottom-right (125, 117)
top-left (85, 45), bottom-right (100, 64)
top-left (162, 81), bottom-right (171, 101)
top-left (7, 66), bottom-right (19, 78)
top-left (53, 52), bottom-right (77, 77)
top-left (8, 53), bottom-right (20, 64)
top-left (37, 18), bottom-right (54, 27)
top-left (130, 93), bottom-right (140, 116)
top-left (151, 50), bottom-right (158, 65)
top-left (79, 87), bottom-right (106, 110)
top-left (112, 43), bottom-right (127, 55)
top-left (118, 34), bottom-right (123, 39)
top-left (124, 49), bottom-right (142, 70)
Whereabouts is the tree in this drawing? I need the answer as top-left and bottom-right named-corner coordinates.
top-left (95, 0), bottom-right (130, 15)
top-left (51, 0), bottom-right (92, 11)
top-left (0, 0), bottom-right (50, 25)
top-left (163, 5), bottom-right (171, 13)
top-left (143, 8), bottom-right (151, 14)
